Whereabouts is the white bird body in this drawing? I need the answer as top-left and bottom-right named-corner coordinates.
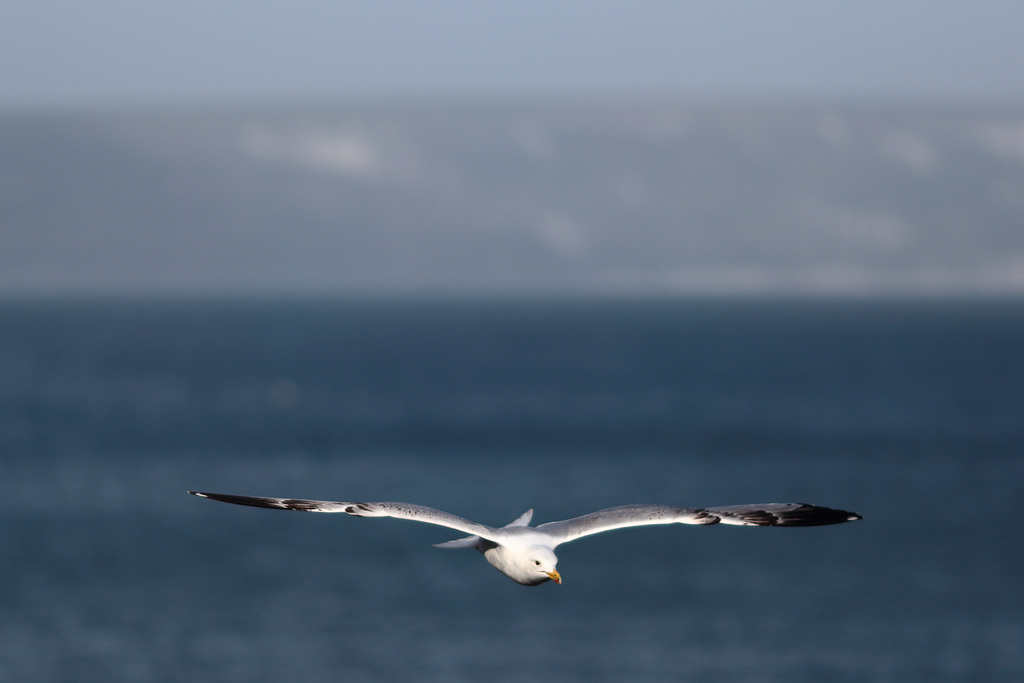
top-left (477, 533), bottom-right (560, 586)
top-left (189, 491), bottom-right (861, 586)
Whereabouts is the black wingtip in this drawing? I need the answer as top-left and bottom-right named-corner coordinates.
top-left (189, 491), bottom-right (269, 508)
top-left (786, 504), bottom-right (863, 526)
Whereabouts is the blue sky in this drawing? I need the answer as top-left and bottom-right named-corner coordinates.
top-left (2, 1), bottom-right (1023, 110)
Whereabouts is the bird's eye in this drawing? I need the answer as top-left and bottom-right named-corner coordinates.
top-left (534, 560), bottom-right (541, 566)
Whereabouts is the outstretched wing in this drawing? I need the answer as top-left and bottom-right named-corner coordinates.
top-left (188, 491), bottom-right (502, 542)
top-left (537, 503), bottom-right (861, 547)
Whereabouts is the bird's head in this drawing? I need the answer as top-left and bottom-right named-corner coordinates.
top-left (527, 546), bottom-right (561, 584)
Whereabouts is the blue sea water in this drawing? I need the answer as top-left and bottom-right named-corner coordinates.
top-left (1, 298), bottom-right (1022, 682)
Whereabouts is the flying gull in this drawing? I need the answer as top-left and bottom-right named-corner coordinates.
top-left (189, 491), bottom-right (861, 586)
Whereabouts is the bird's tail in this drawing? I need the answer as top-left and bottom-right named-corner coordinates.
top-left (433, 508), bottom-right (534, 549)
top-left (433, 536), bottom-right (480, 549)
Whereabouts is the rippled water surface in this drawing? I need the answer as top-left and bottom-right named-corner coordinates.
top-left (2, 299), bottom-right (1022, 681)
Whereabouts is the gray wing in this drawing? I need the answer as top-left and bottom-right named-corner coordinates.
top-left (188, 491), bottom-right (502, 542)
top-left (537, 503), bottom-right (861, 547)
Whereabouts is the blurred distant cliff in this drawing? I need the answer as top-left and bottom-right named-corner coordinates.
top-left (3, 101), bottom-right (1023, 297)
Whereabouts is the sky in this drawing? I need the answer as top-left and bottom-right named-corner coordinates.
top-left (3, 2), bottom-right (1024, 298)
top-left (2, 1), bottom-right (1024, 110)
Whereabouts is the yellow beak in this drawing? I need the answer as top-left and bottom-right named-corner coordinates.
top-left (546, 570), bottom-right (562, 584)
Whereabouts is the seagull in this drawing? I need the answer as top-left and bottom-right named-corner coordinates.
top-left (189, 491), bottom-right (861, 586)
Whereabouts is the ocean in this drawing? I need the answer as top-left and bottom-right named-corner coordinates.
top-left (1, 297), bottom-right (1022, 682)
